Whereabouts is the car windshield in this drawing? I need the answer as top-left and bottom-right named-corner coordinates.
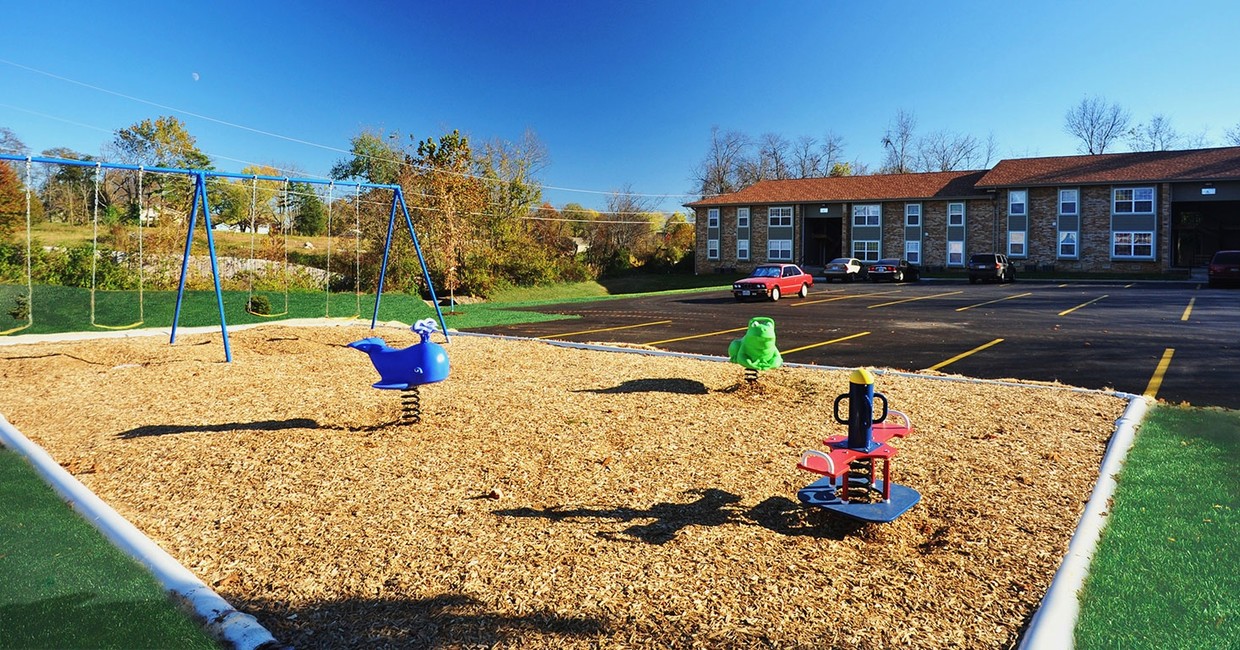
top-left (1213, 251), bottom-right (1240, 264)
top-left (828, 258), bottom-right (851, 265)
top-left (970, 254), bottom-right (996, 264)
top-left (751, 266), bottom-right (781, 277)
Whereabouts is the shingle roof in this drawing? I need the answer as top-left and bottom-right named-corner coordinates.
top-left (685, 170), bottom-right (990, 208)
top-left (975, 146), bottom-right (1240, 188)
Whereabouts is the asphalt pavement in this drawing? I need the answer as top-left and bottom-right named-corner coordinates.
top-left (469, 277), bottom-right (1240, 409)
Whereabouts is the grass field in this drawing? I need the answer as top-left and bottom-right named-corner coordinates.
top-left (1075, 405), bottom-right (1239, 649)
top-left (0, 448), bottom-right (217, 649)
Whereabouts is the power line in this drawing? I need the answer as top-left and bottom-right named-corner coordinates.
top-left (1, 58), bottom-right (707, 202)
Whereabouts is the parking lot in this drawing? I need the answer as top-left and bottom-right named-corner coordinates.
top-left (471, 278), bottom-right (1240, 409)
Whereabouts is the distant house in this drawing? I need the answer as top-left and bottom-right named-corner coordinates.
top-left (686, 146), bottom-right (1240, 275)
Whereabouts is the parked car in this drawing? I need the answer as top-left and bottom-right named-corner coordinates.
top-left (968, 253), bottom-right (1015, 283)
top-left (732, 264), bottom-right (813, 301)
top-left (867, 258), bottom-right (920, 282)
top-left (822, 257), bottom-right (867, 282)
top-left (1207, 250), bottom-right (1240, 287)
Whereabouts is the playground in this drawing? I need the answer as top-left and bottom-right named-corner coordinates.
top-left (0, 323), bottom-right (1127, 648)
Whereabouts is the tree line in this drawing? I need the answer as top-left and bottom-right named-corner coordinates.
top-left (0, 119), bottom-right (695, 298)
top-left (693, 100), bottom-right (1240, 196)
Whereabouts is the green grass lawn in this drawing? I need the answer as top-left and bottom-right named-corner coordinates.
top-left (0, 448), bottom-right (219, 649)
top-left (1075, 405), bottom-right (1239, 649)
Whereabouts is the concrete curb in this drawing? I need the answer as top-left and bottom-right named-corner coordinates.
top-left (0, 414), bottom-right (278, 650)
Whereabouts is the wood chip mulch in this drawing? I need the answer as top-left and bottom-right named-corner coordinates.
top-left (0, 324), bottom-right (1128, 649)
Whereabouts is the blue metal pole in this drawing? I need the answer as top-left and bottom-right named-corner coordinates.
top-left (196, 173), bottom-right (232, 363)
top-left (170, 175), bottom-right (202, 345)
top-left (370, 191), bottom-right (400, 329)
top-left (395, 187), bottom-right (449, 342)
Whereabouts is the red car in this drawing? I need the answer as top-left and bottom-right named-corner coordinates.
top-left (732, 264), bottom-right (813, 301)
top-left (1207, 250), bottom-right (1240, 287)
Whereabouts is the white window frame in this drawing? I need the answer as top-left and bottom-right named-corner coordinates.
top-left (852, 204), bottom-right (881, 226)
top-left (1009, 190), bottom-right (1027, 216)
top-left (736, 208), bottom-right (750, 261)
top-left (1008, 231), bottom-right (1027, 257)
top-left (1059, 189), bottom-right (1079, 216)
top-left (1058, 189), bottom-right (1079, 260)
top-left (1113, 231), bottom-right (1155, 259)
top-left (947, 241), bottom-right (964, 266)
top-left (767, 239), bottom-right (792, 261)
top-left (905, 203), bottom-right (921, 227)
top-left (852, 240), bottom-right (880, 262)
top-left (905, 240), bottom-right (921, 264)
top-left (948, 202), bottom-right (965, 227)
top-left (706, 208), bottom-right (719, 260)
top-left (1113, 187), bottom-right (1155, 214)
top-left (768, 206), bottom-right (793, 227)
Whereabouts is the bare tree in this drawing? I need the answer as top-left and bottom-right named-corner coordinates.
top-left (820, 132), bottom-right (846, 172)
top-left (693, 127), bottom-right (750, 197)
top-left (915, 130), bottom-right (980, 171)
top-left (880, 109), bottom-right (917, 173)
top-left (1127, 114), bottom-right (1184, 151)
top-left (1225, 123), bottom-right (1240, 146)
top-left (757, 132), bottom-right (792, 180)
top-left (792, 135), bottom-right (824, 178)
top-left (1064, 96), bottom-right (1131, 154)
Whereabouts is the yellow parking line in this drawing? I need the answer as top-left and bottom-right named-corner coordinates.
top-left (868, 291), bottom-right (963, 309)
top-left (1058, 295), bottom-right (1108, 316)
top-left (535, 320), bottom-right (672, 340)
top-left (1058, 283), bottom-right (1069, 288)
top-left (792, 290), bottom-right (901, 307)
top-left (645, 327), bottom-right (747, 346)
top-left (924, 338), bottom-right (1004, 372)
top-left (956, 292), bottom-right (1032, 312)
top-left (1180, 297), bottom-right (1195, 322)
top-left (1144, 348), bottom-right (1175, 399)
top-left (1124, 283), bottom-right (1135, 288)
top-left (782, 331), bottom-right (871, 355)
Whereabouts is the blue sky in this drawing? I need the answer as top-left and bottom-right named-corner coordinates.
top-left (3, 1), bottom-right (1239, 214)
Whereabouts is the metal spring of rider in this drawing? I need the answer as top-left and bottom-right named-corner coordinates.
top-left (744, 367), bottom-right (759, 383)
top-left (401, 386), bottom-right (422, 424)
top-left (845, 458), bottom-right (875, 501)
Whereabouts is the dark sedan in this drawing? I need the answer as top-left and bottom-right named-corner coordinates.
top-left (867, 258), bottom-right (920, 282)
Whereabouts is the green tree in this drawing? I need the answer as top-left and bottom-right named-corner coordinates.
top-left (109, 116), bottom-right (213, 217)
top-left (330, 130), bottom-right (407, 186)
top-left (290, 181), bottom-right (326, 236)
top-left (0, 161), bottom-right (25, 241)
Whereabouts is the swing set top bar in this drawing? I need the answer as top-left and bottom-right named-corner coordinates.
top-left (0, 153), bottom-right (399, 192)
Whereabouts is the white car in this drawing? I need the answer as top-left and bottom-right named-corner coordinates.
top-left (822, 257), bottom-right (866, 282)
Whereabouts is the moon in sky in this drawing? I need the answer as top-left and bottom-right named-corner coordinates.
top-left (192, 72), bottom-right (200, 81)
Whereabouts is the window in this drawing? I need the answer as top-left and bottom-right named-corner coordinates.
top-left (905, 240), bottom-right (921, 264)
top-left (1059, 231), bottom-right (1078, 258)
top-left (947, 241), bottom-right (964, 266)
top-left (1114, 187), bottom-right (1155, 214)
top-left (948, 203), bottom-right (965, 226)
top-left (736, 208), bottom-right (750, 261)
top-left (852, 240), bottom-right (880, 262)
top-left (1059, 189), bottom-right (1079, 215)
top-left (1009, 190), bottom-right (1027, 216)
top-left (905, 204), bottom-right (921, 227)
top-left (852, 204), bottom-right (881, 226)
top-left (1113, 232), bottom-right (1154, 258)
top-left (706, 208), bottom-right (719, 260)
top-left (1008, 231), bottom-right (1026, 257)
top-left (769, 206), bottom-right (793, 227)
top-left (768, 239), bottom-right (792, 261)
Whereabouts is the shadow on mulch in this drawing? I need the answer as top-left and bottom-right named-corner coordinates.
top-left (495, 489), bottom-right (865, 544)
top-left (242, 592), bottom-right (608, 649)
top-left (575, 378), bottom-right (709, 395)
top-left (116, 418), bottom-right (322, 439)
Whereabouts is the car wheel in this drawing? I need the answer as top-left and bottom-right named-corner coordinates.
top-left (894, 271), bottom-right (904, 282)
top-left (798, 284), bottom-right (808, 298)
top-left (770, 286), bottom-right (781, 301)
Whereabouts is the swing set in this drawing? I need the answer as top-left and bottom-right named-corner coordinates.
top-left (0, 153), bottom-right (448, 360)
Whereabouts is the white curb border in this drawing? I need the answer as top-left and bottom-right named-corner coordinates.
top-left (0, 414), bottom-right (277, 650)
